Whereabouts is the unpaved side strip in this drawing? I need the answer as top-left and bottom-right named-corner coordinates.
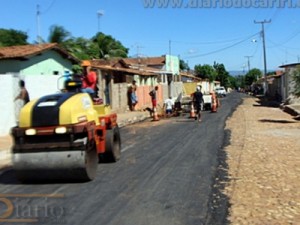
top-left (224, 97), bottom-right (300, 225)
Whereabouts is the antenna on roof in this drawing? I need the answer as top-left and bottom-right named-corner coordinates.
top-left (131, 43), bottom-right (144, 58)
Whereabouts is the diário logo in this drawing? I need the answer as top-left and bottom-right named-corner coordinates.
top-left (0, 198), bottom-right (14, 219)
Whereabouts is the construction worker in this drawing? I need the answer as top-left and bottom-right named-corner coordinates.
top-left (149, 86), bottom-right (159, 111)
top-left (81, 60), bottom-right (97, 97)
top-left (192, 86), bottom-right (204, 122)
top-left (164, 96), bottom-right (174, 117)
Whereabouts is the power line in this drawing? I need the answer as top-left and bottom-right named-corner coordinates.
top-left (40, 0), bottom-right (56, 14)
top-left (172, 33), bottom-right (259, 45)
top-left (183, 32), bottom-right (259, 59)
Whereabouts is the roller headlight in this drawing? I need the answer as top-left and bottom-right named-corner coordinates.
top-left (25, 129), bottom-right (37, 136)
top-left (55, 127), bottom-right (67, 134)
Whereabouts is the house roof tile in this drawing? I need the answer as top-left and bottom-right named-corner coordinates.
top-left (121, 57), bottom-right (165, 67)
top-left (0, 43), bottom-right (79, 63)
top-left (90, 58), bottom-right (159, 76)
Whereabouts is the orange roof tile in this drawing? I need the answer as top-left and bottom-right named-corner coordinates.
top-left (90, 58), bottom-right (163, 76)
top-left (121, 57), bottom-right (165, 66)
top-left (0, 43), bottom-right (79, 63)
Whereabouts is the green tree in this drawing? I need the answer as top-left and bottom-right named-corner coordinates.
top-left (48, 25), bottom-right (71, 43)
top-left (179, 59), bottom-right (190, 71)
top-left (228, 75), bottom-right (238, 89)
top-left (93, 32), bottom-right (128, 58)
top-left (0, 28), bottom-right (28, 46)
top-left (194, 64), bottom-right (216, 82)
top-left (237, 75), bottom-right (246, 89)
top-left (213, 62), bottom-right (230, 88)
top-left (245, 68), bottom-right (262, 86)
top-left (292, 65), bottom-right (300, 97)
top-left (63, 37), bottom-right (99, 60)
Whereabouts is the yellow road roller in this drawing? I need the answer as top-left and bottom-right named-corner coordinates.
top-left (11, 79), bottom-right (121, 182)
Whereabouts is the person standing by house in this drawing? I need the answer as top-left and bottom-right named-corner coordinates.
top-left (14, 80), bottom-right (30, 124)
top-left (149, 86), bottom-right (159, 111)
top-left (192, 86), bottom-right (204, 122)
top-left (14, 80), bottom-right (30, 106)
top-left (81, 60), bottom-right (97, 97)
top-left (128, 80), bottom-right (138, 111)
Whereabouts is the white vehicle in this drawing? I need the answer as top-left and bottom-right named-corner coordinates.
top-left (202, 93), bottom-right (212, 110)
top-left (215, 86), bottom-right (226, 97)
top-left (180, 95), bottom-right (193, 113)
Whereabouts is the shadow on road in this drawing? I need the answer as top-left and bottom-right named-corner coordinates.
top-left (0, 168), bottom-right (90, 185)
top-left (253, 96), bottom-right (281, 108)
top-left (259, 119), bottom-right (297, 124)
top-left (0, 168), bottom-right (21, 185)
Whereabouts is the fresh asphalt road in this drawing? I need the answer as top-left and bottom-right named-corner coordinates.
top-left (0, 92), bottom-right (243, 225)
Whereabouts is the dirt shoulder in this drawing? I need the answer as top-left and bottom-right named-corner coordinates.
top-left (224, 96), bottom-right (300, 224)
top-left (0, 135), bottom-right (12, 169)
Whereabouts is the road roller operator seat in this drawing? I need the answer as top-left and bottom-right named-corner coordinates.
top-left (64, 78), bottom-right (82, 93)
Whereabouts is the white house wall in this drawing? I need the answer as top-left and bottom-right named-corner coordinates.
top-left (0, 74), bottom-right (64, 136)
top-left (0, 75), bottom-right (19, 135)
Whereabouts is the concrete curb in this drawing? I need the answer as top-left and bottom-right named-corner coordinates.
top-left (118, 114), bottom-right (150, 128)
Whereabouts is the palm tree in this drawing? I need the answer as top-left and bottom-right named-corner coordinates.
top-left (48, 25), bottom-right (71, 43)
top-left (93, 32), bottom-right (128, 59)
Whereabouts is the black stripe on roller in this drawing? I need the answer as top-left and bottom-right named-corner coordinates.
top-left (32, 93), bottom-right (76, 127)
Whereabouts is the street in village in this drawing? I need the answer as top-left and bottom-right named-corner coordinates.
top-left (0, 92), bottom-right (299, 225)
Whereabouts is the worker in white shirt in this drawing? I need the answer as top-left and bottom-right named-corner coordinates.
top-left (164, 96), bottom-right (174, 118)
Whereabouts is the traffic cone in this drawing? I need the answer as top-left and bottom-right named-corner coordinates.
top-left (190, 103), bottom-right (196, 118)
top-left (211, 94), bottom-right (217, 113)
top-left (152, 107), bottom-right (159, 121)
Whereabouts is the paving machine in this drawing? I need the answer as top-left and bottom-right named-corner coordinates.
top-left (11, 78), bottom-right (121, 182)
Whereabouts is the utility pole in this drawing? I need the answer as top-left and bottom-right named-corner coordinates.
top-left (36, 4), bottom-right (41, 44)
top-left (254, 19), bottom-right (271, 95)
top-left (97, 10), bottom-right (104, 33)
top-left (245, 56), bottom-right (253, 72)
top-left (168, 39), bottom-right (173, 97)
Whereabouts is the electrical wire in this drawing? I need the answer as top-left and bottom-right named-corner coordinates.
top-left (40, 0), bottom-right (56, 14)
top-left (267, 34), bottom-right (300, 50)
top-left (183, 32), bottom-right (259, 59)
top-left (172, 34), bottom-right (257, 45)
